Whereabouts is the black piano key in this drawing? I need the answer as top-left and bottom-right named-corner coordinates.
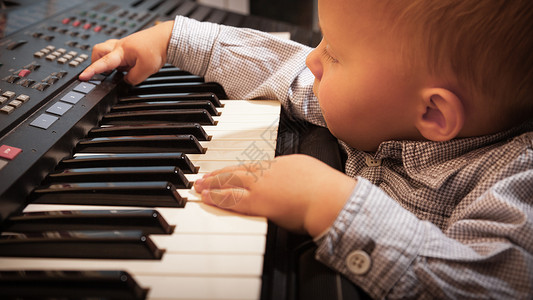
top-left (241, 14), bottom-right (262, 30)
top-left (223, 12), bottom-right (244, 27)
top-left (148, 66), bottom-right (192, 77)
top-left (206, 9), bottom-right (227, 24)
top-left (3, 209), bottom-right (175, 234)
top-left (58, 153), bottom-right (199, 173)
top-left (111, 100), bottom-right (220, 116)
top-left (126, 82), bottom-right (228, 100)
top-left (119, 92), bottom-right (223, 107)
top-left (30, 181), bottom-right (186, 207)
top-left (273, 21), bottom-right (294, 33)
top-left (147, 0), bottom-right (185, 18)
top-left (189, 5), bottom-right (212, 21)
top-left (101, 109), bottom-right (216, 125)
top-left (161, 63), bottom-right (180, 68)
top-left (75, 135), bottom-right (206, 154)
top-left (0, 230), bottom-right (164, 259)
top-left (87, 124), bottom-right (211, 141)
top-left (173, 0), bottom-right (198, 17)
top-left (0, 270), bottom-right (148, 299)
top-left (141, 75), bottom-right (204, 85)
top-left (45, 166), bottom-right (191, 188)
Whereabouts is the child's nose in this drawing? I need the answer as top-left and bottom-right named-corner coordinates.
top-left (306, 47), bottom-right (323, 81)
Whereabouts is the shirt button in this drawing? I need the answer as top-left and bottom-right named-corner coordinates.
top-left (346, 250), bottom-right (372, 275)
top-left (365, 156), bottom-right (382, 167)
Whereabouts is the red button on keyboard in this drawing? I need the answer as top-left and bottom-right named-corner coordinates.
top-left (18, 69), bottom-right (31, 77)
top-left (0, 145), bottom-right (22, 160)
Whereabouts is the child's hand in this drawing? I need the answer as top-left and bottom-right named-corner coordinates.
top-left (194, 154), bottom-right (357, 237)
top-left (79, 21), bottom-right (174, 85)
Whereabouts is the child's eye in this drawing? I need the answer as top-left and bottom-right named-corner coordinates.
top-left (321, 47), bottom-right (338, 63)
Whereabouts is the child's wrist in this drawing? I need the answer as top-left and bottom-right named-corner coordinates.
top-left (305, 175), bottom-right (356, 237)
top-left (156, 20), bottom-right (175, 63)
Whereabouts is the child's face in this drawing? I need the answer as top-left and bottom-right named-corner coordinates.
top-left (306, 0), bottom-right (424, 151)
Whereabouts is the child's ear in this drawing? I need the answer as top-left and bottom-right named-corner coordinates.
top-left (415, 88), bottom-right (465, 142)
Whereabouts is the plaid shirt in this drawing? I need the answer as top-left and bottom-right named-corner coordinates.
top-left (168, 16), bottom-right (533, 299)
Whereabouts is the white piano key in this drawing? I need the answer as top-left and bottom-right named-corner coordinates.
top-left (188, 149), bottom-right (275, 161)
top-left (214, 114), bottom-right (279, 123)
top-left (201, 139), bottom-right (276, 150)
top-left (137, 275), bottom-right (261, 300)
top-left (0, 252), bottom-right (264, 276)
top-left (201, 129), bottom-right (278, 140)
top-left (204, 121), bottom-right (279, 131)
top-left (159, 203), bottom-right (267, 235)
top-left (192, 159), bottom-right (274, 173)
top-left (219, 100), bottom-right (280, 114)
top-left (150, 233), bottom-right (266, 254)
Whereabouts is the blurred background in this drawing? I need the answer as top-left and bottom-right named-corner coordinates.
top-left (198, 0), bottom-right (318, 31)
top-left (0, 0), bottom-right (319, 38)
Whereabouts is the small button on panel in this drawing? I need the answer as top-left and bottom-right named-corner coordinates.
top-left (2, 91), bottom-right (16, 99)
top-left (60, 91), bottom-right (85, 104)
top-left (0, 105), bottom-right (15, 115)
top-left (16, 94), bottom-right (30, 102)
top-left (73, 82), bottom-right (96, 94)
top-left (46, 101), bottom-right (73, 116)
top-left (29, 113), bottom-right (59, 129)
top-left (8, 100), bottom-right (23, 108)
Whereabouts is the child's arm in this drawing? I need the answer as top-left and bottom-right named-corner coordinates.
top-left (194, 154), bottom-right (357, 236)
top-left (79, 21), bottom-right (174, 85)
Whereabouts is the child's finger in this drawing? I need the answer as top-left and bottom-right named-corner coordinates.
top-left (201, 188), bottom-right (248, 210)
top-left (123, 58), bottom-right (162, 85)
top-left (200, 159), bottom-right (274, 179)
top-left (91, 39), bottom-right (119, 63)
top-left (194, 171), bottom-right (251, 192)
top-left (79, 49), bottom-right (124, 81)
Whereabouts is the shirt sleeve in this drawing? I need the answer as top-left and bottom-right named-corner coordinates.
top-left (315, 174), bottom-right (533, 299)
top-left (166, 15), bottom-right (326, 127)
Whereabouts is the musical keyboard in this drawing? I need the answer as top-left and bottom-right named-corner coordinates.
top-left (0, 66), bottom-right (280, 299)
